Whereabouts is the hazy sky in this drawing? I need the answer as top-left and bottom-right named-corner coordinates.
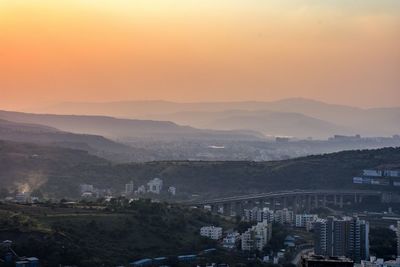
top-left (0, 0), bottom-right (399, 110)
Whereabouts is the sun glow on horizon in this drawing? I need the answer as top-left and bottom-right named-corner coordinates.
top-left (0, 0), bottom-right (399, 109)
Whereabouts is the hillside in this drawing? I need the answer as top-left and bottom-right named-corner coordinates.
top-left (26, 98), bottom-right (400, 138)
top-left (0, 140), bottom-right (399, 199)
top-left (0, 201), bottom-right (229, 267)
top-left (0, 110), bottom-right (264, 141)
top-left (0, 119), bottom-right (147, 162)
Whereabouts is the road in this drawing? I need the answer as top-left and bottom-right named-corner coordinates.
top-left (291, 248), bottom-right (314, 266)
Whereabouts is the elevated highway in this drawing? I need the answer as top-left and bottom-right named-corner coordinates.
top-left (184, 190), bottom-right (386, 215)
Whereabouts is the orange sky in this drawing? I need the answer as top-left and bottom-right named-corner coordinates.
top-left (0, 0), bottom-right (399, 110)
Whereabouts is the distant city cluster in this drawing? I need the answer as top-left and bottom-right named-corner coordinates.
top-left (79, 178), bottom-right (177, 200)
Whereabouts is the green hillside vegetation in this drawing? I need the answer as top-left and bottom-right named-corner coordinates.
top-left (0, 140), bottom-right (399, 199)
top-left (0, 200), bottom-right (230, 267)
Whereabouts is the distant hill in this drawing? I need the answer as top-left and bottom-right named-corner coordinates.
top-left (0, 110), bottom-right (264, 141)
top-left (0, 119), bottom-right (145, 162)
top-left (27, 98), bottom-right (400, 138)
top-left (0, 140), bottom-right (399, 199)
top-left (153, 110), bottom-right (347, 138)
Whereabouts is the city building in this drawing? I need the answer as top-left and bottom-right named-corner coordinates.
top-left (241, 221), bottom-right (272, 251)
top-left (147, 178), bottom-right (163, 194)
top-left (125, 181), bottom-right (134, 195)
top-left (222, 232), bottom-right (240, 249)
top-left (314, 216), bottom-right (369, 263)
top-left (301, 255), bottom-right (353, 267)
top-left (262, 208), bottom-right (275, 223)
top-left (295, 214), bottom-right (319, 231)
top-left (274, 208), bottom-right (293, 225)
top-left (200, 226), bottom-right (223, 240)
top-left (243, 207), bottom-right (264, 222)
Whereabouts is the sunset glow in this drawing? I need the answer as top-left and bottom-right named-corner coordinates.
top-left (1, 0), bottom-right (399, 109)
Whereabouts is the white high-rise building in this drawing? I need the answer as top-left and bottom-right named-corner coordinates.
top-left (274, 208), bottom-right (293, 225)
top-left (241, 221), bottom-right (272, 251)
top-left (147, 178), bottom-right (163, 194)
top-left (200, 226), bottom-right (223, 240)
top-left (314, 216), bottom-right (369, 263)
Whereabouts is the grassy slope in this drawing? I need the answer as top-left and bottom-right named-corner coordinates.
top-left (0, 201), bottom-right (230, 267)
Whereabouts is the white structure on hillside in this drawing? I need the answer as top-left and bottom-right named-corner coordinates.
top-left (168, 186), bottom-right (176, 196)
top-left (125, 181), bottom-right (134, 195)
top-left (80, 184), bottom-right (94, 193)
top-left (200, 226), bottom-right (223, 240)
top-left (241, 221), bottom-right (272, 251)
top-left (147, 178), bottom-right (163, 194)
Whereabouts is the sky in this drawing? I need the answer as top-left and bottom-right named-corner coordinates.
top-left (0, 0), bottom-right (399, 110)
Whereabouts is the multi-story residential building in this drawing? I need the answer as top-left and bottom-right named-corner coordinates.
top-left (274, 208), bottom-right (293, 225)
top-left (262, 208), bottom-right (275, 223)
top-left (314, 216), bottom-right (369, 263)
top-left (243, 207), bottom-right (275, 223)
top-left (200, 226), bottom-right (223, 240)
top-left (222, 232), bottom-right (240, 249)
top-left (294, 214), bottom-right (318, 228)
top-left (241, 221), bottom-right (272, 251)
top-left (147, 178), bottom-right (163, 194)
top-left (243, 207), bottom-right (263, 222)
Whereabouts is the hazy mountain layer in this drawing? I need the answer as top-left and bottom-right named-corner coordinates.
top-left (27, 98), bottom-right (400, 138)
top-left (0, 110), bottom-right (264, 141)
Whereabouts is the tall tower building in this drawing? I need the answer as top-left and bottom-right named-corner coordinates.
top-left (313, 216), bottom-right (369, 263)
